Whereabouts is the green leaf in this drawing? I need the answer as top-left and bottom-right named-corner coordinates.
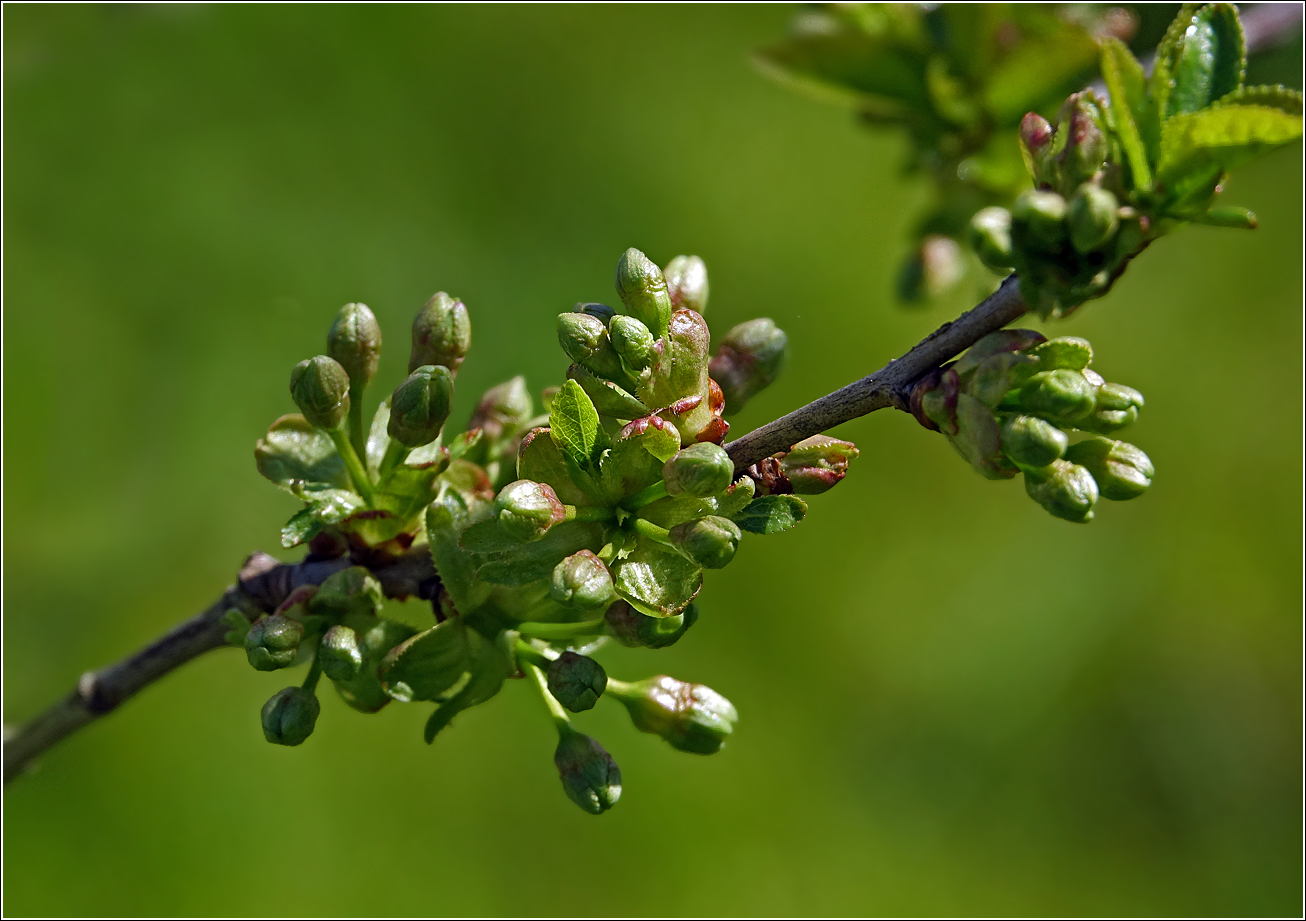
top-left (477, 520), bottom-right (606, 586)
top-left (599, 416), bottom-right (681, 502)
top-left (423, 631), bottom-right (512, 744)
top-left (376, 454), bottom-right (448, 523)
top-left (1213, 84), bottom-right (1304, 115)
top-left (365, 400), bottom-right (391, 475)
top-left (1182, 206), bottom-right (1257, 228)
top-left (1158, 103), bottom-right (1304, 197)
top-left (1165, 3), bottom-right (1244, 117)
top-left (281, 508), bottom-right (322, 548)
top-left (255, 414), bottom-right (350, 491)
top-left (568, 363), bottom-right (649, 420)
top-left (733, 495), bottom-right (808, 535)
top-left (612, 539), bottom-right (702, 617)
top-left (220, 609), bottom-right (252, 647)
top-left (1100, 38), bottom-right (1153, 191)
top-left (380, 620), bottom-right (473, 703)
top-left (280, 488), bottom-right (365, 547)
top-left (426, 499), bottom-right (493, 615)
top-left (446, 428), bottom-right (484, 461)
top-left (714, 476), bottom-right (757, 520)
top-left (549, 380), bottom-right (607, 473)
top-left (517, 427), bottom-right (601, 506)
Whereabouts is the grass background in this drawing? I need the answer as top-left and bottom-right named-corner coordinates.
top-left (4, 5), bottom-right (1301, 916)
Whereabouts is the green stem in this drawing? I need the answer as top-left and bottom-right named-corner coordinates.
top-left (516, 618), bottom-right (607, 640)
top-left (566, 505), bottom-right (616, 523)
top-left (347, 384), bottom-right (367, 462)
top-left (301, 655), bottom-right (323, 695)
top-left (379, 439), bottom-right (410, 479)
top-left (524, 663), bottom-right (571, 734)
top-left (623, 480), bottom-right (668, 511)
top-left (328, 428), bottom-right (376, 504)
top-left (631, 517), bottom-right (672, 545)
top-left (603, 677), bottom-right (637, 702)
top-left (513, 639), bottom-right (552, 670)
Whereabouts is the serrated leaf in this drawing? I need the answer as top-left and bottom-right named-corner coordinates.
top-left (733, 495), bottom-right (808, 535)
top-left (376, 454), bottom-right (448, 523)
top-left (1158, 103), bottom-right (1304, 197)
top-left (517, 427), bottom-right (601, 506)
top-left (281, 508), bottom-right (323, 548)
top-left (280, 488), bottom-right (364, 547)
top-left (424, 631), bottom-right (512, 744)
top-left (715, 476), bottom-right (756, 520)
top-left (380, 620), bottom-right (473, 702)
top-left (459, 517), bottom-right (523, 554)
top-left (1213, 84), bottom-right (1304, 115)
top-left (255, 414), bottom-right (350, 491)
top-left (1166, 3), bottom-right (1244, 117)
top-left (426, 499), bottom-right (493, 615)
top-left (568, 363), bottom-right (649, 420)
top-left (612, 538), bottom-right (702, 617)
top-left (549, 379), bottom-right (607, 473)
top-left (477, 520), bottom-right (606, 586)
top-left (599, 416), bottom-right (681, 502)
top-left (1101, 38), bottom-right (1153, 191)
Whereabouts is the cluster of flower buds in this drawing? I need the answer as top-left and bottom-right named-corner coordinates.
top-left (969, 3), bottom-right (1302, 318)
top-left (248, 247), bottom-right (858, 813)
top-left (910, 329), bottom-right (1152, 523)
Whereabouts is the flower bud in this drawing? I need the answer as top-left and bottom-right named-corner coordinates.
top-left (1016, 370), bottom-right (1097, 424)
top-left (615, 247), bottom-right (673, 339)
top-left (387, 364), bottom-right (454, 447)
top-left (1068, 183), bottom-right (1120, 253)
top-left (1083, 382), bottom-right (1144, 433)
top-left (609, 315), bottom-right (656, 371)
top-left (550, 550), bottom-right (615, 610)
top-left (609, 676), bottom-right (737, 755)
top-left (546, 651), bottom-right (607, 712)
top-left (1024, 459), bottom-right (1099, 523)
top-left (290, 356), bottom-right (351, 430)
top-left (1012, 190), bottom-right (1069, 248)
top-left (410, 292), bottom-right (471, 374)
top-left (1064, 435), bottom-right (1153, 500)
top-left (554, 731), bottom-right (622, 814)
top-left (326, 302), bottom-right (382, 389)
top-left (557, 312), bottom-right (627, 382)
top-left (663, 443), bottom-right (733, 497)
top-left (312, 566), bottom-right (383, 619)
top-left (709, 318), bottom-right (787, 414)
top-left (1020, 112), bottom-right (1054, 181)
top-left (1000, 414), bottom-right (1069, 468)
top-left (1055, 92), bottom-right (1108, 188)
top-left (606, 600), bottom-right (698, 649)
top-left (1028, 336), bottom-right (1093, 371)
top-left (663, 255), bottom-right (709, 314)
top-left (468, 375), bottom-right (533, 444)
top-left (244, 614), bottom-right (304, 671)
top-left (494, 479), bottom-right (565, 541)
top-left (779, 435), bottom-right (858, 494)
top-left (669, 515), bottom-right (741, 570)
top-left (261, 686), bottom-right (320, 746)
top-left (573, 302), bottom-right (616, 324)
top-left (319, 624), bottom-right (365, 682)
top-left (969, 207), bottom-right (1015, 270)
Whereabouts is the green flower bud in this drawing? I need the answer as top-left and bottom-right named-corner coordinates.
top-left (1082, 382), bottom-right (1144, 433)
top-left (326, 302), bottom-right (382, 389)
top-left (1024, 459), bottom-right (1099, 523)
top-left (1012, 190), bottom-right (1069, 248)
top-left (969, 207), bottom-right (1014, 270)
top-left (614, 247), bottom-right (672, 338)
top-left (1016, 370), bottom-right (1097, 424)
top-left (244, 614), bottom-right (304, 671)
top-left (311, 566), bottom-right (383, 619)
top-left (609, 675), bottom-right (737, 755)
top-left (663, 254), bottom-right (709, 314)
top-left (1000, 414), bottom-right (1069, 468)
top-left (669, 515), bottom-right (741, 570)
top-left (546, 651), bottom-right (607, 713)
top-left (557, 312), bottom-right (627, 382)
top-left (554, 730), bottom-right (622, 815)
top-left (1028, 337), bottom-right (1093, 372)
top-left (319, 625), bottom-right (364, 682)
top-left (1055, 92), bottom-right (1108, 188)
top-left (290, 356), bottom-right (351, 430)
top-left (1068, 183), bottom-right (1120, 253)
top-left (708, 318), bottom-right (787, 415)
top-left (609, 315), bottom-right (656, 371)
top-left (261, 686), bottom-right (320, 746)
top-left (605, 600), bottom-right (698, 649)
top-left (779, 435), bottom-right (859, 494)
top-left (468, 375), bottom-right (533, 444)
top-left (410, 292), bottom-right (471, 374)
top-left (573, 302), bottom-right (616, 324)
top-left (663, 443), bottom-right (733, 498)
top-left (387, 364), bottom-right (454, 447)
top-left (495, 479), bottom-right (566, 541)
top-left (1064, 435), bottom-right (1153, 500)
top-left (551, 550), bottom-right (615, 610)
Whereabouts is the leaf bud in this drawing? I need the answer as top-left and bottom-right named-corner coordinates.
top-left (550, 550), bottom-right (615, 610)
top-left (1024, 459), bottom-right (1099, 523)
top-left (605, 600), bottom-right (698, 649)
top-left (1000, 414), bottom-right (1069, 468)
top-left (554, 730), bottom-right (622, 815)
top-left (663, 442), bottom-right (733, 498)
top-left (387, 364), bottom-right (454, 447)
top-left (290, 356), bottom-right (351, 430)
top-left (779, 435), bottom-right (858, 494)
top-left (261, 686), bottom-right (320, 746)
top-left (1083, 382), bottom-right (1144, 433)
top-left (609, 675), bottom-right (737, 755)
top-left (663, 254), bottom-right (709, 314)
top-left (557, 312), bottom-right (627, 382)
top-left (1016, 370), bottom-right (1097, 424)
top-left (244, 614), bottom-right (304, 671)
top-left (1068, 183), bottom-right (1120, 253)
top-left (709, 318), bottom-right (788, 414)
top-left (1064, 435), bottom-right (1153, 500)
top-left (609, 315), bottom-right (656, 371)
top-left (410, 292), bottom-right (471, 374)
top-left (494, 479), bottom-right (566, 541)
top-left (1012, 190), bottom-right (1069, 248)
top-left (669, 515), bottom-right (741, 570)
top-left (319, 624), bottom-right (365, 682)
top-left (614, 247), bottom-right (673, 338)
top-left (546, 651), bottom-right (607, 713)
top-left (326, 302), bottom-right (382, 390)
top-left (969, 207), bottom-right (1015, 270)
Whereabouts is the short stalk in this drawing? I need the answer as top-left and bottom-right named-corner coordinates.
top-left (513, 640), bottom-right (553, 670)
top-left (379, 439), bottom-right (410, 479)
top-left (622, 481), bottom-right (668, 511)
top-left (603, 677), bottom-right (637, 702)
top-left (328, 428), bottom-right (377, 504)
top-left (566, 505), bottom-right (616, 523)
top-left (517, 618), bottom-right (607, 640)
top-left (631, 517), bottom-right (672, 545)
top-left (525, 662), bottom-right (572, 734)
top-left (301, 656), bottom-right (323, 695)
top-left (347, 385), bottom-right (367, 461)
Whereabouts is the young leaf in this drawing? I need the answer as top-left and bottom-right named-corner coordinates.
top-left (549, 380), bottom-right (607, 473)
top-left (1100, 38), bottom-right (1153, 191)
top-left (1158, 103), bottom-right (1304, 190)
top-left (1212, 85), bottom-right (1304, 115)
top-left (568, 363), bottom-right (649, 420)
top-left (281, 508), bottom-right (323, 548)
top-left (477, 520), bottom-right (606, 586)
top-left (424, 631), bottom-right (512, 744)
top-left (255, 414), bottom-right (351, 491)
top-left (733, 495), bottom-right (808, 535)
top-left (375, 454), bottom-right (449, 523)
top-left (1166, 3), bottom-right (1244, 117)
top-left (612, 539), bottom-right (702, 617)
top-left (380, 620), bottom-right (473, 703)
top-left (427, 499), bottom-right (494, 616)
top-left (517, 427), bottom-right (601, 506)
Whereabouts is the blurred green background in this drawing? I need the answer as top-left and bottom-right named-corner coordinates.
top-left (4, 4), bottom-right (1301, 916)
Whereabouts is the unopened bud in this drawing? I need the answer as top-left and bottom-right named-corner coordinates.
top-left (1017, 370), bottom-right (1097, 424)
top-left (327, 302), bottom-right (382, 390)
top-left (546, 651), bottom-right (607, 713)
top-left (606, 600), bottom-right (698, 649)
top-left (554, 730), bottom-right (622, 814)
top-left (312, 566), bottom-right (383, 619)
top-left (1083, 382), bottom-right (1144, 433)
top-left (387, 364), bottom-right (454, 447)
top-left (1024, 458), bottom-right (1099, 523)
top-left (468, 376), bottom-right (533, 444)
top-left (1020, 111), bottom-right (1054, 162)
top-left (614, 247), bottom-right (672, 339)
top-left (779, 435), bottom-right (858, 494)
top-left (1012, 190), bottom-right (1069, 248)
top-left (1064, 435), bottom-right (1153, 500)
top-left (290, 356), bottom-right (350, 429)
top-left (663, 442), bottom-right (733, 498)
top-left (494, 479), bottom-right (565, 541)
top-left (709, 318), bottom-right (787, 414)
top-left (970, 207), bottom-right (1015, 270)
top-left (319, 624), bottom-right (365, 682)
top-left (609, 315), bottom-right (656, 370)
top-left (609, 675), bottom-right (737, 755)
top-left (1028, 336), bottom-right (1093, 371)
top-left (1000, 414), bottom-right (1069, 467)
top-left (669, 516), bottom-right (741, 570)
top-left (663, 255), bottom-right (709, 314)
top-left (410, 292), bottom-right (471, 374)
top-left (550, 550), bottom-right (615, 610)
top-left (1056, 92), bottom-right (1108, 187)
top-left (557, 312), bottom-right (627, 382)
top-left (573, 302), bottom-right (616, 324)
top-left (1068, 183), bottom-right (1120, 253)
top-left (245, 614), bottom-right (304, 671)
top-left (261, 686), bottom-right (320, 746)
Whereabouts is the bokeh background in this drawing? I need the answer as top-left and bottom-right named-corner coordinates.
top-left (4, 4), bottom-right (1301, 916)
